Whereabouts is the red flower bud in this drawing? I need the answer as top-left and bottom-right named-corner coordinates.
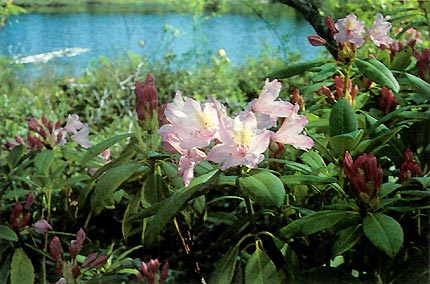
top-left (379, 87), bottom-right (397, 115)
top-left (135, 74), bottom-right (159, 126)
top-left (308, 35), bottom-right (327, 46)
top-left (25, 192), bottom-right (34, 209)
top-left (343, 151), bottom-right (382, 199)
top-left (32, 219), bottom-right (52, 233)
top-left (289, 88), bottom-right (304, 109)
top-left (399, 148), bottom-right (423, 182)
top-left (50, 236), bottom-right (64, 263)
top-left (325, 16), bottom-right (337, 35)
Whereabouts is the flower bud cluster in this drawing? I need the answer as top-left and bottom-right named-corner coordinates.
top-left (139, 259), bottom-right (169, 284)
top-left (6, 114), bottom-right (91, 150)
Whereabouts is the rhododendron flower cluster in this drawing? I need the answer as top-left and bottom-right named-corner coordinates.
top-left (6, 114), bottom-right (91, 150)
top-left (308, 13), bottom-right (393, 50)
top-left (158, 79), bottom-right (314, 186)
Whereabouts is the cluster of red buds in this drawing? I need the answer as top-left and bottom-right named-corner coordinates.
top-left (135, 259), bottom-right (169, 284)
top-left (135, 74), bottom-right (160, 130)
top-left (9, 192), bottom-right (34, 230)
top-left (289, 88), bottom-right (305, 111)
top-left (320, 75), bottom-right (358, 106)
top-left (343, 151), bottom-right (383, 209)
top-left (6, 114), bottom-right (91, 151)
top-left (399, 148), bottom-right (423, 183)
top-left (50, 228), bottom-right (108, 283)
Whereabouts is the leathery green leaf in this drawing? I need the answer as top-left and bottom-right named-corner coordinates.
top-left (355, 58), bottom-right (400, 93)
top-left (363, 213), bottom-right (404, 258)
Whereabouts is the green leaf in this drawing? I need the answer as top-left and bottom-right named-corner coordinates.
top-left (404, 72), bottom-right (430, 101)
top-left (91, 162), bottom-right (148, 214)
top-left (245, 248), bottom-right (280, 284)
top-left (391, 46), bottom-right (412, 71)
top-left (267, 60), bottom-right (325, 79)
top-left (355, 58), bottom-right (400, 93)
top-left (7, 145), bottom-right (25, 169)
top-left (328, 130), bottom-right (363, 157)
top-left (0, 225), bottom-right (18, 241)
top-left (329, 99), bottom-right (358, 137)
top-left (332, 224), bottom-right (362, 257)
top-left (11, 248), bottom-right (34, 284)
top-left (238, 170), bottom-right (285, 209)
top-left (145, 170), bottom-right (219, 244)
top-left (279, 210), bottom-right (359, 239)
top-left (210, 244), bottom-right (240, 284)
top-left (34, 150), bottom-right (55, 176)
top-left (81, 133), bottom-right (132, 166)
top-left (280, 175), bottom-right (337, 185)
top-left (122, 191), bottom-right (141, 240)
top-left (363, 213), bottom-right (404, 258)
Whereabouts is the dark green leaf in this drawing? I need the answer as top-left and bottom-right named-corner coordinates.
top-left (391, 46), bottom-right (412, 71)
top-left (11, 248), bottom-right (34, 284)
top-left (145, 170), bottom-right (219, 244)
top-left (91, 162), bottom-right (148, 214)
top-left (329, 99), bottom-right (358, 137)
top-left (238, 170), bottom-right (285, 209)
top-left (404, 72), bottom-right (430, 101)
top-left (122, 191), bottom-right (141, 240)
top-left (355, 58), bottom-right (400, 93)
top-left (0, 225), bottom-right (18, 242)
top-left (34, 150), bottom-right (55, 176)
top-left (332, 224), bottom-right (362, 257)
top-left (7, 145), bottom-right (25, 169)
top-left (267, 60), bottom-right (326, 79)
top-left (363, 213), bottom-right (404, 258)
top-left (245, 248), bottom-right (280, 284)
top-left (329, 130), bottom-right (363, 157)
top-left (281, 175), bottom-right (337, 185)
top-left (210, 245), bottom-right (240, 284)
top-left (81, 133), bottom-right (132, 166)
top-left (279, 210), bottom-right (359, 239)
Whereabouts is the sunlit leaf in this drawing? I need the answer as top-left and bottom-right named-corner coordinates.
top-left (355, 58), bottom-right (400, 93)
top-left (239, 170), bottom-right (285, 209)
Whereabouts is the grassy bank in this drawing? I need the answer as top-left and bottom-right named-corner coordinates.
top-left (11, 0), bottom-right (291, 15)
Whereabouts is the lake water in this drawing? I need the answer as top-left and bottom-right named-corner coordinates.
top-left (0, 10), bottom-right (323, 78)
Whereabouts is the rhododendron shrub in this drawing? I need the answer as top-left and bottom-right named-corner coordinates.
top-left (158, 79), bottom-right (313, 186)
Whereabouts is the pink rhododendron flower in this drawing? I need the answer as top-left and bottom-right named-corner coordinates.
top-left (207, 111), bottom-right (271, 170)
top-left (367, 13), bottom-right (393, 47)
top-left (158, 91), bottom-right (220, 149)
top-left (271, 104), bottom-right (314, 151)
top-left (248, 79), bottom-right (295, 128)
top-left (334, 14), bottom-right (365, 47)
top-left (32, 219), bottom-right (52, 233)
top-left (64, 114), bottom-right (92, 148)
top-left (160, 130), bottom-right (207, 187)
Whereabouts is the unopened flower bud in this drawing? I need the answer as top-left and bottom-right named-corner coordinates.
top-left (308, 35), bottom-right (327, 46)
top-left (50, 236), bottom-right (64, 263)
top-left (135, 74), bottom-right (159, 128)
top-left (289, 88), bottom-right (304, 110)
top-left (25, 192), bottom-right (34, 209)
top-left (399, 148), bottom-right (423, 182)
top-left (379, 87), bottom-right (397, 115)
top-left (325, 16), bottom-right (337, 35)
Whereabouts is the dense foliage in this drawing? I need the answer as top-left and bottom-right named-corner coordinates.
top-left (0, 1), bottom-right (429, 284)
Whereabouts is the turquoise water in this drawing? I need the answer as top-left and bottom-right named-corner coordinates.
top-left (0, 10), bottom-right (322, 77)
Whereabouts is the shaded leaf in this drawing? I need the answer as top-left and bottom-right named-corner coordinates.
top-left (404, 72), bottom-right (430, 101)
top-left (245, 248), bottom-right (280, 284)
top-left (34, 150), bottom-right (54, 176)
top-left (81, 133), bottom-right (132, 166)
top-left (329, 99), bottom-right (358, 137)
top-left (363, 213), bottom-right (404, 258)
top-left (11, 248), bottom-right (34, 284)
top-left (279, 210), bottom-right (359, 239)
top-left (332, 224), bottom-right (362, 257)
top-left (210, 245), bottom-right (240, 284)
top-left (0, 225), bottom-right (18, 242)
